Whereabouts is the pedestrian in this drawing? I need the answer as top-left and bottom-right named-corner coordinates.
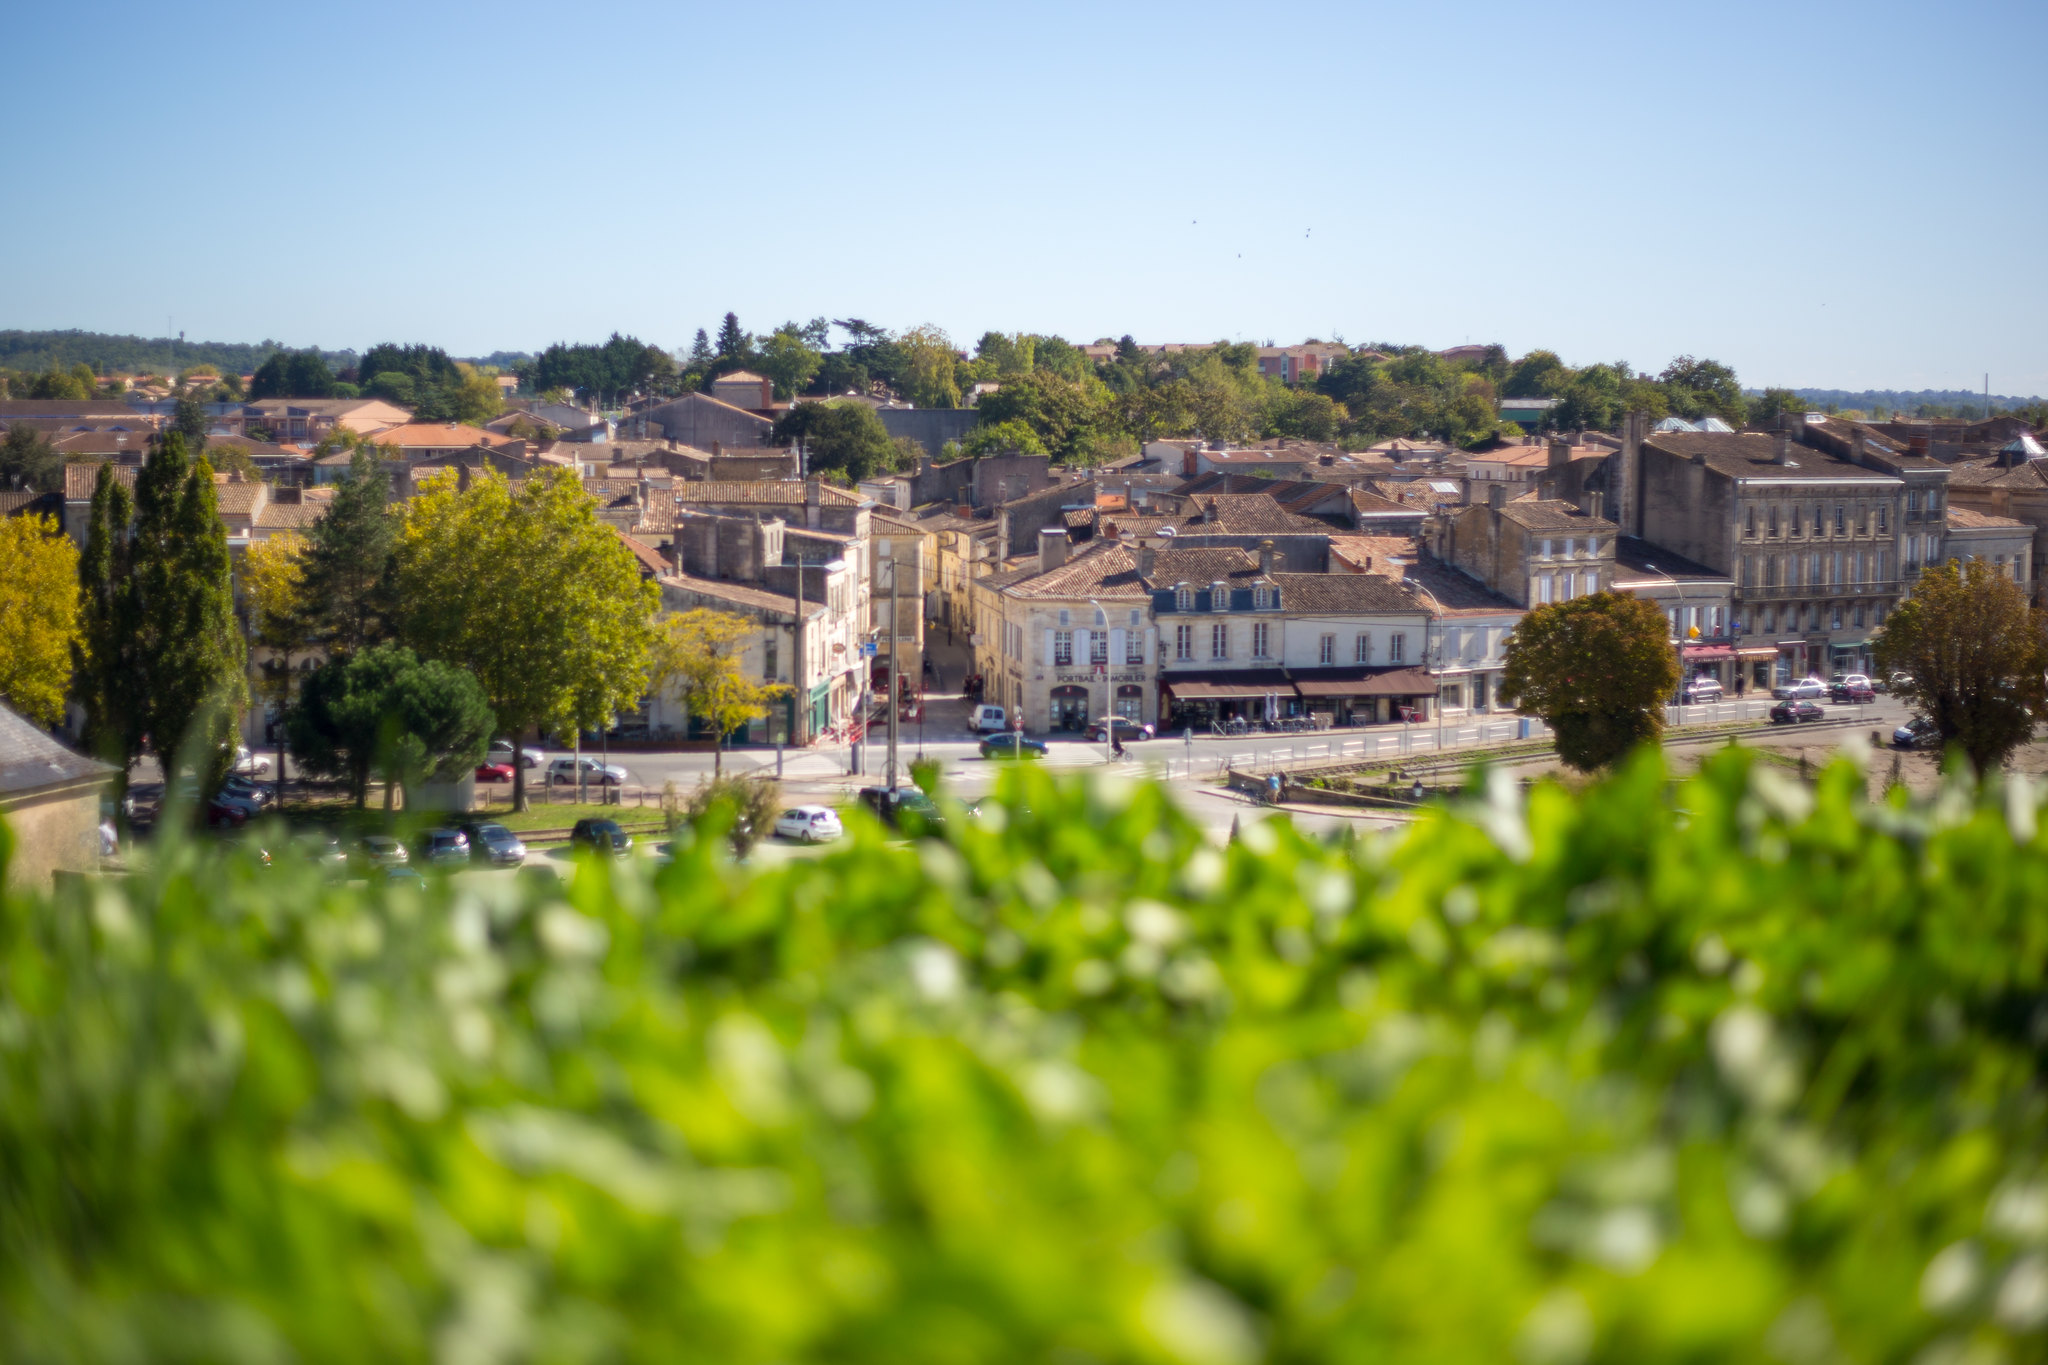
top-left (1734, 673), bottom-right (1746, 700)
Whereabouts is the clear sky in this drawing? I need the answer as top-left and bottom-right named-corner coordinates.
top-left (3, 0), bottom-right (2043, 395)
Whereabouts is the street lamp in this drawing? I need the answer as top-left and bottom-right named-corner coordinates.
top-left (1408, 578), bottom-right (1448, 756)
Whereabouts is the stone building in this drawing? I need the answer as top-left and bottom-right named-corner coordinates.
top-left (0, 703), bottom-right (115, 892)
top-left (1437, 484), bottom-right (1618, 608)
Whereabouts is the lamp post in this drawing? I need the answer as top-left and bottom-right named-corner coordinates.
top-left (1409, 579), bottom-right (1448, 756)
top-left (1641, 562), bottom-right (1701, 709)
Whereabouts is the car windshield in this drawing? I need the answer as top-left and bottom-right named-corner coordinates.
top-left (472, 823), bottom-right (512, 842)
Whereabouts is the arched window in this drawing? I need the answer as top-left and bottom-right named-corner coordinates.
top-left (1174, 582), bottom-right (1193, 612)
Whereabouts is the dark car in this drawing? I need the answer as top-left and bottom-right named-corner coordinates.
top-left (857, 785), bottom-right (945, 833)
top-left (1893, 716), bottom-right (1940, 750)
top-left (416, 829), bottom-right (471, 867)
top-left (1085, 716), bottom-right (1154, 743)
top-left (455, 819), bottom-right (527, 866)
top-left (980, 735), bottom-right (1049, 760)
top-left (1830, 681), bottom-right (1876, 704)
top-left (569, 818), bottom-right (632, 857)
top-left (1770, 700), bottom-right (1825, 724)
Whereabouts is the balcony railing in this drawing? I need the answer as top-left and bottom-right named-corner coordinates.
top-left (1736, 581), bottom-right (1900, 602)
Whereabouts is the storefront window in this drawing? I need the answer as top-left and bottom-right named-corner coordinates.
top-left (1115, 685), bottom-right (1143, 722)
top-left (1054, 630), bottom-right (1073, 666)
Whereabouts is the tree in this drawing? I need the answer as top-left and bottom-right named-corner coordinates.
top-left (450, 368), bottom-right (503, 424)
top-left (123, 433), bottom-right (249, 797)
top-left (77, 462), bottom-right (135, 791)
top-left (963, 419), bottom-right (1046, 458)
top-left (1502, 349), bottom-right (1571, 400)
top-left (686, 329), bottom-right (715, 369)
top-left (249, 348), bottom-right (336, 400)
top-left (773, 401), bottom-right (901, 482)
top-left (0, 514), bottom-right (81, 726)
top-left (1658, 356), bottom-right (1747, 426)
top-left (1749, 388), bottom-right (1806, 429)
top-left (897, 324), bottom-right (961, 409)
top-left (301, 448), bottom-right (396, 652)
top-left (243, 532), bottom-right (313, 803)
top-left (716, 313), bottom-right (752, 365)
top-left (0, 424), bottom-right (62, 491)
top-left (1874, 559), bottom-right (2048, 774)
top-left (1499, 591), bottom-right (1679, 772)
top-left (650, 609), bottom-right (785, 777)
top-left (392, 467), bottom-right (658, 811)
top-left (287, 643), bottom-right (494, 807)
top-left (170, 393), bottom-right (211, 452)
top-left (757, 324), bottom-right (823, 401)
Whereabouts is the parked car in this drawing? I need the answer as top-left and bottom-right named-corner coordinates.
top-left (375, 865), bottom-right (426, 889)
top-left (773, 805), bottom-right (844, 843)
top-left (1830, 677), bottom-right (1876, 704)
top-left (474, 762), bottom-right (515, 784)
top-left (205, 797), bottom-right (250, 829)
top-left (968, 704), bottom-right (1009, 735)
top-left (354, 835), bottom-right (409, 871)
top-left (857, 786), bottom-right (945, 833)
top-left (488, 740), bottom-right (544, 769)
top-left (1771, 677), bottom-right (1827, 701)
top-left (1893, 716), bottom-right (1940, 750)
top-left (219, 774), bottom-right (274, 807)
top-left (569, 818), bottom-right (633, 857)
top-left (290, 831), bottom-right (350, 877)
top-left (232, 745), bottom-right (272, 777)
top-left (980, 735), bottom-right (1049, 760)
top-left (1770, 700), bottom-right (1826, 724)
top-left (548, 757), bottom-right (628, 787)
top-left (455, 819), bottom-right (527, 866)
top-left (1680, 677), bottom-right (1724, 704)
top-left (1085, 716), bottom-right (1154, 743)
top-left (173, 777), bottom-right (262, 821)
top-left (416, 829), bottom-right (471, 867)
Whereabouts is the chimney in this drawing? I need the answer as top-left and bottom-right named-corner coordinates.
top-left (711, 439), bottom-right (723, 458)
top-left (1258, 538), bottom-right (1276, 575)
top-left (804, 477), bottom-right (821, 528)
top-left (1487, 483), bottom-right (1507, 510)
top-left (1038, 527), bottom-right (1070, 574)
top-left (1773, 433), bottom-right (1794, 465)
top-left (1588, 489), bottom-right (1604, 523)
top-left (1548, 436), bottom-right (1571, 468)
top-left (1614, 410), bottom-right (1645, 537)
top-left (1136, 542), bottom-right (1156, 578)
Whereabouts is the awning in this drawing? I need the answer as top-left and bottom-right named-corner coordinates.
top-left (1680, 645), bottom-right (1734, 661)
top-left (1294, 667), bottom-right (1441, 699)
top-left (1734, 647), bottom-right (1779, 660)
top-left (1160, 670), bottom-right (1298, 701)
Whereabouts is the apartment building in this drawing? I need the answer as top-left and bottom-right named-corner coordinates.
top-left (1438, 485), bottom-right (1619, 608)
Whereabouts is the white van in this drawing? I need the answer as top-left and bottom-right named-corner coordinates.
top-left (969, 704), bottom-right (1009, 735)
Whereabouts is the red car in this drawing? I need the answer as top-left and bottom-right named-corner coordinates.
top-left (474, 762), bottom-right (515, 783)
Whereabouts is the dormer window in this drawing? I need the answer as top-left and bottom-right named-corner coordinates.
top-left (1211, 580), bottom-right (1229, 609)
top-left (1174, 582), bottom-right (1193, 612)
top-left (1253, 583), bottom-right (1276, 610)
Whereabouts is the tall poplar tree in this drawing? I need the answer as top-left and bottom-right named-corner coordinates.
top-left (125, 432), bottom-right (248, 797)
top-left (78, 462), bottom-right (137, 800)
top-left (301, 447), bottom-right (396, 652)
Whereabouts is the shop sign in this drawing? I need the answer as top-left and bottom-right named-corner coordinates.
top-left (1053, 671), bottom-right (1147, 684)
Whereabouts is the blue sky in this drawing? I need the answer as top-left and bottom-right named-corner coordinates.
top-left (3, 0), bottom-right (2043, 395)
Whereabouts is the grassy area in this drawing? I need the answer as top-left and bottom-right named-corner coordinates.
top-left (477, 802), bottom-right (672, 834)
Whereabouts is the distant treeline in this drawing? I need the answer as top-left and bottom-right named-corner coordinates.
top-left (1753, 386), bottom-right (2045, 419)
top-left (0, 330), bottom-right (355, 378)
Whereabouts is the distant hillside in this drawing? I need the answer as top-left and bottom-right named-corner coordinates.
top-left (1750, 386), bottom-right (2045, 419)
top-left (0, 329), bottom-right (356, 377)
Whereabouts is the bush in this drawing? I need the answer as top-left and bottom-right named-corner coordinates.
top-left (2, 751), bottom-right (2048, 1360)
top-left (681, 773), bottom-right (780, 853)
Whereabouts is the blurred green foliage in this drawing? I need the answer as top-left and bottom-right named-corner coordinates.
top-left (4, 749), bottom-right (2048, 1362)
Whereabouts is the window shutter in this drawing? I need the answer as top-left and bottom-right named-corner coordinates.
top-left (1075, 629), bottom-right (1090, 664)
top-left (1109, 628), bottom-right (1125, 665)
top-left (1044, 628), bottom-right (1055, 666)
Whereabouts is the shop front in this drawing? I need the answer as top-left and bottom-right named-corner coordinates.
top-left (1160, 670), bottom-right (1299, 731)
top-left (1735, 646), bottom-right (1777, 693)
top-left (1049, 684), bottom-right (1091, 732)
top-left (1290, 666), bottom-right (1437, 726)
top-left (1114, 684), bottom-right (1145, 724)
top-left (1679, 643), bottom-right (1735, 689)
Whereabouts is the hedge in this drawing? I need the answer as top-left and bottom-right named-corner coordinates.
top-left (2, 748), bottom-right (2046, 1363)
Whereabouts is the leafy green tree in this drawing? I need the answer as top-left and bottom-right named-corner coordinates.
top-left (248, 348), bottom-right (336, 400)
top-left (898, 324), bottom-right (960, 409)
top-left (1266, 388), bottom-right (1342, 442)
top-left (0, 514), bottom-right (80, 727)
top-left (530, 333), bottom-right (670, 406)
top-left (1500, 590), bottom-right (1679, 772)
top-left (1549, 363), bottom-right (1628, 432)
top-left (1749, 388), bottom-right (1806, 429)
top-left (301, 447), bottom-right (397, 652)
top-left (975, 370), bottom-right (1112, 460)
top-left (242, 532), bottom-right (313, 802)
top-left (773, 401), bottom-right (901, 482)
top-left (1874, 559), bottom-right (2048, 774)
top-left (975, 332), bottom-right (1036, 376)
top-left (1658, 356), bottom-right (1747, 426)
top-left (650, 609), bottom-right (786, 777)
top-left (287, 643), bottom-right (494, 807)
top-left (0, 425), bottom-right (62, 491)
top-left (962, 419), bottom-right (1046, 458)
top-left (1502, 349), bottom-right (1571, 399)
top-left (393, 467), bottom-right (657, 811)
top-left (22, 365), bottom-right (91, 400)
top-left (756, 324), bottom-right (822, 401)
top-left (364, 371), bottom-right (417, 406)
top-left (124, 433), bottom-right (249, 796)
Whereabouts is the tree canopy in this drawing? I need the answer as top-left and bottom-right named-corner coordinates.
top-left (248, 347), bottom-right (337, 400)
top-left (287, 642), bottom-right (494, 807)
top-left (0, 513), bottom-right (80, 726)
top-left (0, 425), bottom-right (62, 492)
top-left (527, 334), bottom-right (677, 407)
top-left (391, 466), bottom-right (658, 809)
top-left (773, 401), bottom-right (902, 483)
top-left (1874, 559), bottom-right (2048, 774)
top-left (301, 448), bottom-right (397, 653)
top-left (1500, 590), bottom-right (1679, 771)
top-left (650, 608), bottom-right (786, 776)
